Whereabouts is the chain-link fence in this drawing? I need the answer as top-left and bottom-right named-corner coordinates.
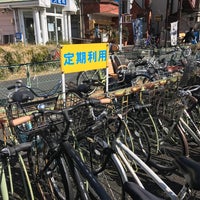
top-left (0, 60), bottom-right (78, 117)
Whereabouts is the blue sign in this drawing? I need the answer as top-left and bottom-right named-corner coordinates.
top-left (51, 0), bottom-right (67, 6)
top-left (15, 32), bottom-right (22, 41)
top-left (192, 31), bottom-right (199, 44)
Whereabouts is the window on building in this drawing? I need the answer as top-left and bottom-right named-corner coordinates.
top-left (46, 7), bottom-right (54, 13)
top-left (122, 0), bottom-right (127, 13)
top-left (47, 16), bottom-right (56, 42)
top-left (46, 5), bottom-right (62, 14)
top-left (3, 35), bottom-right (14, 44)
top-left (56, 6), bottom-right (62, 14)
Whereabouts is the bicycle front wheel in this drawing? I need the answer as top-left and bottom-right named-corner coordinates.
top-left (126, 116), bottom-right (151, 163)
top-left (149, 116), bottom-right (189, 173)
top-left (27, 134), bottom-right (73, 200)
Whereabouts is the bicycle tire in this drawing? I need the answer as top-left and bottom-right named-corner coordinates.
top-left (76, 134), bottom-right (132, 200)
top-left (61, 141), bottom-right (112, 200)
top-left (27, 133), bottom-right (74, 200)
top-left (148, 115), bottom-right (189, 173)
top-left (77, 70), bottom-right (105, 95)
top-left (185, 105), bottom-right (200, 145)
top-left (126, 116), bottom-right (151, 163)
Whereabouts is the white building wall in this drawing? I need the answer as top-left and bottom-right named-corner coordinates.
top-left (0, 0), bottom-right (79, 44)
top-left (33, 9), bottom-right (42, 44)
top-left (40, 8), bottom-right (49, 44)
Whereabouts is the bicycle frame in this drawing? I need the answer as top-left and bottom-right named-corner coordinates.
top-left (179, 109), bottom-right (200, 146)
top-left (92, 114), bottom-right (190, 200)
top-left (0, 149), bottom-right (34, 200)
top-left (115, 139), bottom-right (187, 200)
top-left (0, 161), bottom-right (9, 200)
top-left (0, 121), bottom-right (34, 200)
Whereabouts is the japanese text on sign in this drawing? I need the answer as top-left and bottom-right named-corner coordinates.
top-left (51, 0), bottom-right (66, 6)
top-left (61, 43), bottom-right (108, 73)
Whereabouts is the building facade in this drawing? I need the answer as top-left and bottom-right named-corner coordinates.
top-left (0, 0), bottom-right (199, 46)
top-left (0, 0), bottom-right (78, 45)
top-left (80, 0), bottom-right (119, 43)
top-left (128, 0), bottom-right (200, 45)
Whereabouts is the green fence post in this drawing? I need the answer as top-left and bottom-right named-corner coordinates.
top-left (26, 64), bottom-right (31, 87)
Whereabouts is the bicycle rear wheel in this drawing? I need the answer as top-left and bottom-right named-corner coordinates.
top-left (61, 141), bottom-right (111, 200)
top-left (27, 133), bottom-right (73, 200)
top-left (77, 70), bottom-right (105, 95)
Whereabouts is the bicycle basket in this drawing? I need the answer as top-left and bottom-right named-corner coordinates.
top-left (68, 103), bottom-right (107, 136)
top-left (68, 104), bottom-right (94, 135)
top-left (6, 96), bottom-right (59, 142)
top-left (154, 89), bottom-right (185, 121)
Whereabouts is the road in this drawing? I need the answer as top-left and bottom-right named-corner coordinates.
top-left (0, 72), bottom-right (78, 106)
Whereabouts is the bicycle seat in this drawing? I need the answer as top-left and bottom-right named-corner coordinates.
top-left (174, 156), bottom-right (200, 190)
top-left (77, 84), bottom-right (90, 94)
top-left (11, 89), bottom-right (34, 103)
top-left (124, 181), bottom-right (164, 200)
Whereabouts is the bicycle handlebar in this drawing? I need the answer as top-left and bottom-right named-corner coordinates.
top-left (89, 102), bottom-right (151, 133)
top-left (10, 98), bottom-right (112, 127)
top-left (0, 142), bottom-right (32, 157)
top-left (10, 115), bottom-right (34, 126)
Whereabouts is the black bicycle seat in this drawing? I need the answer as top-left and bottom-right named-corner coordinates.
top-left (11, 89), bottom-right (34, 103)
top-left (124, 181), bottom-right (164, 200)
top-left (77, 84), bottom-right (90, 94)
top-left (174, 156), bottom-right (200, 190)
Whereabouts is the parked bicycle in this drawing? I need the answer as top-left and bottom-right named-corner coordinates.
top-left (10, 98), bottom-right (112, 200)
top-left (71, 97), bottom-right (200, 200)
top-left (0, 118), bottom-right (33, 200)
top-left (77, 54), bottom-right (153, 95)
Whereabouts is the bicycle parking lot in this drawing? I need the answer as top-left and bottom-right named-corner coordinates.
top-left (0, 44), bottom-right (200, 199)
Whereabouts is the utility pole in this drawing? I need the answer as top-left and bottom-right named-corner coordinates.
top-left (119, 0), bottom-right (131, 51)
top-left (119, 0), bottom-right (123, 51)
top-left (178, 0), bottom-right (182, 40)
top-left (79, 0), bottom-right (84, 38)
top-left (165, 0), bottom-right (170, 47)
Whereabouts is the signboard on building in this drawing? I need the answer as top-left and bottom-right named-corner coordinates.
top-left (15, 32), bottom-right (22, 42)
top-left (60, 43), bottom-right (108, 74)
top-left (122, 14), bottom-right (132, 23)
top-left (170, 21), bottom-right (178, 46)
top-left (132, 18), bottom-right (143, 46)
top-left (154, 15), bottom-right (163, 22)
top-left (51, 0), bottom-right (67, 6)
